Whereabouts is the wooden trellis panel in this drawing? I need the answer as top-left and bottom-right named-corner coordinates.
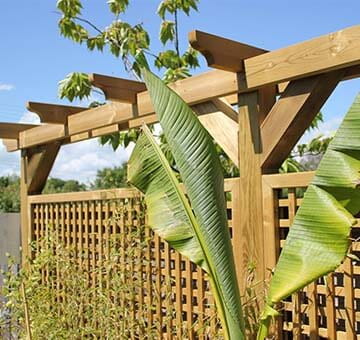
top-left (26, 173), bottom-right (360, 339)
top-left (263, 172), bottom-right (359, 340)
top-left (27, 179), bottom-right (239, 339)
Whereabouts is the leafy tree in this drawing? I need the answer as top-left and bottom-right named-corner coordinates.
top-left (0, 176), bottom-right (88, 213)
top-left (43, 178), bottom-right (86, 194)
top-left (55, 1), bottom-right (330, 176)
top-left (56, 0), bottom-right (200, 152)
top-left (91, 164), bottom-right (128, 189)
top-left (0, 175), bottom-right (20, 213)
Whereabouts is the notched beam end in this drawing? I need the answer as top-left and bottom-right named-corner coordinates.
top-left (89, 73), bottom-right (146, 103)
top-left (27, 101), bottom-right (87, 124)
top-left (2, 138), bottom-right (19, 152)
top-left (189, 30), bottom-right (267, 73)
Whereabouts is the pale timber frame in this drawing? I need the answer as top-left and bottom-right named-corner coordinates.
top-left (2, 25), bottom-right (360, 337)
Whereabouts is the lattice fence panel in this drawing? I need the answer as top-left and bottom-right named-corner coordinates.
top-left (29, 181), bottom-right (237, 339)
top-left (276, 186), bottom-right (359, 340)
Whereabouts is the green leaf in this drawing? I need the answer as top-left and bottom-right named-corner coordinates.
top-left (128, 125), bottom-right (208, 270)
top-left (58, 17), bottom-right (88, 43)
top-left (259, 94), bottom-right (360, 338)
top-left (57, 0), bottom-right (82, 17)
top-left (107, 0), bottom-right (129, 15)
top-left (159, 20), bottom-right (175, 45)
top-left (58, 72), bottom-right (92, 102)
top-left (141, 68), bottom-right (245, 340)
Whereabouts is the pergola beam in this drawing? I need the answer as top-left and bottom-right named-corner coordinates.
top-left (89, 73), bottom-right (146, 103)
top-left (0, 122), bottom-right (39, 139)
top-left (2, 139), bottom-right (18, 152)
top-left (244, 25), bottom-right (360, 89)
top-left (18, 69), bottom-right (238, 149)
top-left (27, 102), bottom-right (87, 124)
top-left (11, 25), bottom-right (360, 151)
top-left (189, 30), bottom-right (267, 72)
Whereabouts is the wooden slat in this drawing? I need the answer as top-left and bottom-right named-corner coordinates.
top-left (288, 189), bottom-right (302, 339)
top-left (68, 101), bottom-right (133, 136)
top-left (27, 102), bottom-right (87, 124)
top-left (244, 25), bottom-right (360, 88)
top-left (28, 187), bottom-right (138, 204)
top-left (260, 70), bottom-right (343, 171)
top-left (344, 256), bottom-right (356, 339)
top-left (263, 171), bottom-right (314, 189)
top-left (189, 30), bottom-right (267, 72)
top-left (19, 123), bottom-right (65, 148)
top-left (0, 122), bottom-right (39, 139)
top-left (2, 138), bottom-right (18, 152)
top-left (90, 73), bottom-right (146, 103)
top-left (308, 282), bottom-right (319, 340)
top-left (326, 273), bottom-right (337, 340)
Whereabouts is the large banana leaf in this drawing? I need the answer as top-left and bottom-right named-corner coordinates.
top-left (139, 69), bottom-right (245, 340)
top-left (128, 125), bottom-right (208, 271)
top-left (259, 94), bottom-right (360, 338)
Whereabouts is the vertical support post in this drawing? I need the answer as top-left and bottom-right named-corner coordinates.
top-left (237, 86), bottom-right (275, 292)
top-left (20, 150), bottom-right (30, 263)
top-left (19, 143), bottom-right (60, 264)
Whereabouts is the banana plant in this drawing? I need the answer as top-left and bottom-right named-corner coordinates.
top-left (128, 67), bottom-right (359, 339)
top-left (128, 69), bottom-right (245, 339)
top-left (258, 95), bottom-right (360, 338)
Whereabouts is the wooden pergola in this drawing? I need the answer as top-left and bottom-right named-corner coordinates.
top-left (2, 24), bottom-right (360, 289)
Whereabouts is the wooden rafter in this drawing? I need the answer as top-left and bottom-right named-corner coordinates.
top-left (8, 25), bottom-right (360, 152)
top-left (0, 122), bottom-right (39, 139)
top-left (189, 30), bottom-right (267, 72)
top-left (260, 70), bottom-right (344, 171)
top-left (18, 69), bottom-right (239, 149)
top-left (19, 123), bottom-right (65, 149)
top-left (89, 73), bottom-right (146, 103)
top-left (27, 102), bottom-right (87, 124)
top-left (2, 139), bottom-right (18, 152)
top-left (244, 25), bottom-right (360, 89)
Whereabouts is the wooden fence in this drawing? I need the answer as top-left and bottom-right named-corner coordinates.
top-left (26, 172), bottom-right (359, 339)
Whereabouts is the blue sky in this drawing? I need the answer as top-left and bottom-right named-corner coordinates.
top-left (0, 1), bottom-right (359, 182)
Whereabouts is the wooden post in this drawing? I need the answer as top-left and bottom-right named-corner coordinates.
top-left (20, 150), bottom-right (30, 263)
top-left (237, 86), bottom-right (275, 292)
top-left (20, 143), bottom-right (60, 263)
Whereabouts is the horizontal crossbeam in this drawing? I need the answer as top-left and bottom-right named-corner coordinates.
top-left (244, 25), bottom-right (360, 89)
top-left (0, 123), bottom-right (39, 139)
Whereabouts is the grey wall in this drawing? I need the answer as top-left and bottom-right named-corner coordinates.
top-left (0, 213), bottom-right (20, 280)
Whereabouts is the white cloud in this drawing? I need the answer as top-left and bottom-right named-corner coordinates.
top-left (19, 111), bottom-right (41, 124)
top-left (299, 116), bottom-right (342, 144)
top-left (0, 142), bottom-right (20, 176)
top-left (49, 138), bottom-right (132, 184)
top-left (0, 83), bottom-right (15, 91)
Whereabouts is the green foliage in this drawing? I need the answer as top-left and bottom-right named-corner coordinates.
top-left (131, 69), bottom-right (245, 339)
top-left (57, 0), bottom-right (82, 17)
top-left (0, 175), bottom-right (20, 213)
top-left (157, 0), bottom-right (198, 19)
top-left (58, 72), bottom-right (92, 102)
top-left (259, 95), bottom-right (360, 338)
top-left (1, 210), bottom-right (221, 339)
top-left (107, 0), bottom-right (129, 15)
top-left (43, 178), bottom-right (86, 194)
top-left (56, 0), bottom-right (200, 150)
top-left (91, 164), bottom-right (127, 189)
